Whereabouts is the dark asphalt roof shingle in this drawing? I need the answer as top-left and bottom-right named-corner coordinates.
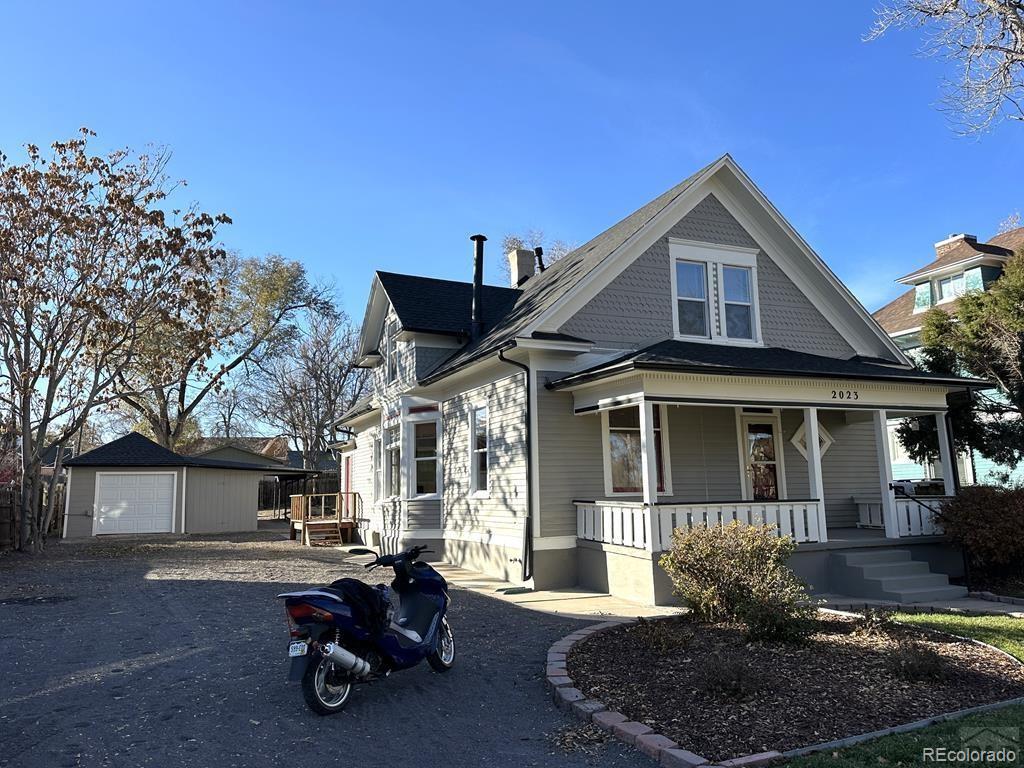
top-left (547, 339), bottom-right (988, 389)
top-left (376, 272), bottom-right (521, 337)
top-left (65, 432), bottom-right (311, 472)
top-left (419, 158), bottom-right (723, 383)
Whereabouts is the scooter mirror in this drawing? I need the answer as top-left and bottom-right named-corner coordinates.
top-left (349, 548), bottom-right (377, 557)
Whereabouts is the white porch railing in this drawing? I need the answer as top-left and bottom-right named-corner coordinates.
top-left (575, 499), bottom-right (825, 552)
top-left (856, 496), bottom-right (951, 537)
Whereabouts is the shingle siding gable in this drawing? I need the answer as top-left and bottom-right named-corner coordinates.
top-left (559, 193), bottom-right (855, 358)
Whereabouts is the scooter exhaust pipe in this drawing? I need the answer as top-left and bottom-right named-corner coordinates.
top-left (320, 642), bottom-right (372, 677)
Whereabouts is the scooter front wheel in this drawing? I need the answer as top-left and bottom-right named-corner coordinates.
top-left (301, 655), bottom-right (353, 715)
top-left (427, 617), bottom-right (455, 672)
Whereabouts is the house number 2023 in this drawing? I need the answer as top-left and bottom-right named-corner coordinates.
top-left (831, 389), bottom-right (859, 400)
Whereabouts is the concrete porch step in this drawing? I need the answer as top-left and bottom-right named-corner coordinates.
top-left (827, 548), bottom-right (965, 603)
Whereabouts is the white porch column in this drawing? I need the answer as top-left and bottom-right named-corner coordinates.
top-left (802, 407), bottom-right (828, 543)
top-left (935, 412), bottom-right (955, 496)
top-left (872, 409), bottom-right (900, 539)
top-left (638, 400), bottom-right (658, 550)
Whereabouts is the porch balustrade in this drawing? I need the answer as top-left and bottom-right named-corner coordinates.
top-left (575, 498), bottom-right (825, 552)
top-left (855, 496), bottom-right (951, 537)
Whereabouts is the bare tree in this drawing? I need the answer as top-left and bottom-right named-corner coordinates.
top-left (113, 253), bottom-right (329, 450)
top-left (248, 309), bottom-right (369, 469)
top-left (0, 130), bottom-right (228, 550)
top-left (998, 210), bottom-right (1022, 232)
top-left (498, 230), bottom-right (575, 283)
top-left (869, 0), bottom-right (1024, 133)
top-left (205, 375), bottom-right (251, 439)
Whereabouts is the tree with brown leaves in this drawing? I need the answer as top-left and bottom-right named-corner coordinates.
top-left (0, 129), bottom-right (230, 550)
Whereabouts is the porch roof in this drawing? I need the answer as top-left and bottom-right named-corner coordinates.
top-left (546, 339), bottom-right (989, 390)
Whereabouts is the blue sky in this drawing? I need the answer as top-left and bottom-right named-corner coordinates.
top-left (3, 1), bottom-right (1021, 318)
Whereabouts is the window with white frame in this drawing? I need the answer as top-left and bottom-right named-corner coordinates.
top-left (412, 421), bottom-right (438, 496)
top-left (790, 420), bottom-right (834, 460)
top-left (384, 424), bottom-right (401, 497)
top-left (675, 261), bottom-right (709, 338)
top-left (471, 405), bottom-right (488, 493)
top-left (603, 405), bottom-right (669, 495)
top-left (936, 272), bottom-right (965, 303)
top-left (722, 265), bottom-right (754, 340)
top-left (372, 436), bottom-right (382, 502)
top-left (670, 240), bottom-right (761, 345)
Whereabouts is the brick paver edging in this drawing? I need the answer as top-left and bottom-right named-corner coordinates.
top-left (545, 620), bottom-right (779, 768)
top-left (547, 612), bottom-right (1024, 767)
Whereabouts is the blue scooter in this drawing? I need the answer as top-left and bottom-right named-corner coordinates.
top-left (278, 544), bottom-right (454, 714)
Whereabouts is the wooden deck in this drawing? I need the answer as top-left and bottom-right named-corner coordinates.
top-left (289, 492), bottom-right (360, 546)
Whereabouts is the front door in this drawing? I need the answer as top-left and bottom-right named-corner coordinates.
top-left (741, 416), bottom-right (783, 501)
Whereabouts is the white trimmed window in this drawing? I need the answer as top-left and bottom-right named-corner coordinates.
top-left (602, 405), bottom-right (671, 496)
top-left (790, 420), bottom-right (834, 460)
top-left (386, 320), bottom-right (399, 383)
top-left (670, 239), bottom-right (762, 345)
top-left (936, 272), bottom-right (965, 303)
top-left (372, 436), bottom-right (382, 502)
top-left (384, 424), bottom-right (401, 497)
top-left (412, 421), bottom-right (438, 496)
top-left (674, 261), bottom-right (709, 338)
top-left (470, 405), bottom-right (489, 494)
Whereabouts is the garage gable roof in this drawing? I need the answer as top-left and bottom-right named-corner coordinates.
top-left (66, 432), bottom-right (307, 472)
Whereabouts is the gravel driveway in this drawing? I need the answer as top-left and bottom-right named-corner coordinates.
top-left (0, 530), bottom-right (642, 768)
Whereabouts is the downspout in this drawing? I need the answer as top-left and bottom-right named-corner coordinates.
top-left (497, 346), bottom-right (533, 583)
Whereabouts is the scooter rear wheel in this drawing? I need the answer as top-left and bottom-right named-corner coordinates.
top-left (427, 617), bottom-right (455, 672)
top-left (302, 655), bottom-right (353, 715)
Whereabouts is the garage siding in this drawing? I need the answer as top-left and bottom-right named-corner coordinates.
top-left (64, 467), bottom-right (185, 538)
top-left (184, 468), bottom-right (260, 534)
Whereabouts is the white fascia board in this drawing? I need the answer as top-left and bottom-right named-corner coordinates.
top-left (358, 277), bottom-right (389, 358)
top-left (526, 157), bottom-right (729, 335)
top-left (708, 170), bottom-right (910, 365)
top-left (513, 336), bottom-right (594, 353)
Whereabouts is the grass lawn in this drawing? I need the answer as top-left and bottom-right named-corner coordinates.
top-left (786, 613), bottom-right (1024, 768)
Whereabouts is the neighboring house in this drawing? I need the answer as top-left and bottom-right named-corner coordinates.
top-left (336, 155), bottom-right (984, 605)
top-left (873, 228), bottom-right (1024, 486)
top-left (63, 432), bottom-right (308, 537)
top-left (192, 441), bottom-right (288, 466)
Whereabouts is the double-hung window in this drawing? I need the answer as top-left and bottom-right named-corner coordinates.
top-left (412, 421), bottom-right (438, 496)
top-left (722, 265), bottom-right (753, 340)
top-left (604, 406), bottom-right (668, 495)
top-left (671, 240), bottom-right (761, 345)
top-left (471, 406), bottom-right (488, 494)
top-left (675, 260), bottom-right (709, 338)
top-left (937, 272), bottom-right (965, 303)
top-left (372, 436), bottom-right (382, 502)
top-left (384, 424), bottom-right (401, 497)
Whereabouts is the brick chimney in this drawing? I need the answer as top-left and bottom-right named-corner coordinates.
top-left (507, 248), bottom-right (536, 287)
top-left (934, 233), bottom-right (977, 257)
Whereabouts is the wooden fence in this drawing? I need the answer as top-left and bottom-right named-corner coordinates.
top-left (0, 487), bottom-right (19, 551)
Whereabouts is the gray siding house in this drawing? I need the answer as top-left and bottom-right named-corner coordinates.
top-left (337, 156), bottom-right (984, 605)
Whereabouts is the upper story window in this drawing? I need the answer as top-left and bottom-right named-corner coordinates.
top-left (937, 272), bottom-right (965, 303)
top-left (670, 239), bottom-right (761, 345)
top-left (675, 261), bottom-right (709, 337)
top-left (470, 405), bottom-right (489, 495)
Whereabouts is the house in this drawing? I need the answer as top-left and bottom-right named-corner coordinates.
top-left (873, 228), bottom-right (1024, 485)
top-left (62, 432), bottom-right (309, 537)
top-left (336, 155), bottom-right (985, 605)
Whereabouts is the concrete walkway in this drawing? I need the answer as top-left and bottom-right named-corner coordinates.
top-left (820, 592), bottom-right (1024, 617)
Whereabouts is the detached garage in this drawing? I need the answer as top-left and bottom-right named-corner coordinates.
top-left (63, 432), bottom-right (299, 538)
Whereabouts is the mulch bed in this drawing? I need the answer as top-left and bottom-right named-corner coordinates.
top-left (567, 614), bottom-right (1024, 762)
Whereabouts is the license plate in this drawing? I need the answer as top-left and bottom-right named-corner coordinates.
top-left (288, 641), bottom-right (308, 657)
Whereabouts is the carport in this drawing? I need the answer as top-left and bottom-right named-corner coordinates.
top-left (62, 432), bottom-right (311, 537)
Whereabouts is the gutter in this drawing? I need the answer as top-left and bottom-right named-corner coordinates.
top-left (497, 346), bottom-right (532, 584)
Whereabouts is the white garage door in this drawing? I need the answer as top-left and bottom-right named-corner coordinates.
top-left (95, 473), bottom-right (176, 534)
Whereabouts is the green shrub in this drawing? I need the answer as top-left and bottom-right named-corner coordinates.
top-left (887, 639), bottom-right (946, 681)
top-left (936, 486), bottom-right (1024, 571)
top-left (659, 522), bottom-right (817, 641)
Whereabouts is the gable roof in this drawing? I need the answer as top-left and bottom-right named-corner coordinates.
top-left (65, 432), bottom-right (310, 472)
top-left (419, 158), bottom-right (723, 383)
top-left (898, 227), bottom-right (1024, 283)
top-left (547, 339), bottom-right (988, 390)
top-left (376, 272), bottom-right (521, 337)
top-left (195, 442), bottom-right (287, 464)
